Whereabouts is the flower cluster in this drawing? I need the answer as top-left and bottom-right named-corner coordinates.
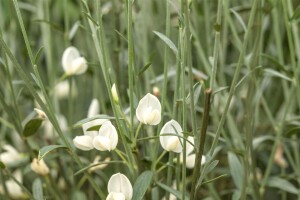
top-left (72, 90), bottom-right (205, 199)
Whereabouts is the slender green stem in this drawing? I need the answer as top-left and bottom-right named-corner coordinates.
top-left (210, 0), bottom-right (222, 91)
top-left (190, 88), bottom-right (212, 200)
top-left (127, 0), bottom-right (135, 138)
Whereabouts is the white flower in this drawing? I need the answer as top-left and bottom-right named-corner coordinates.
top-left (180, 136), bottom-right (206, 168)
top-left (34, 108), bottom-right (47, 119)
top-left (136, 93), bottom-right (161, 125)
top-left (87, 99), bottom-right (100, 118)
top-left (54, 81), bottom-right (70, 99)
top-left (93, 121), bottom-right (118, 151)
top-left (30, 158), bottom-right (50, 176)
top-left (73, 135), bottom-right (94, 151)
top-left (0, 170), bottom-right (25, 199)
top-left (111, 83), bottom-right (119, 104)
top-left (62, 46), bottom-right (88, 75)
top-left (159, 120), bottom-right (183, 153)
top-left (107, 173), bottom-right (132, 200)
top-left (0, 145), bottom-right (22, 165)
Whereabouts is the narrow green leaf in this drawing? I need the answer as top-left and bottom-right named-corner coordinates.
top-left (138, 63), bottom-right (152, 76)
top-left (266, 177), bottom-right (299, 194)
top-left (153, 31), bottom-right (178, 56)
top-left (69, 21), bottom-right (81, 40)
top-left (38, 145), bottom-right (68, 160)
top-left (228, 152), bottom-right (243, 190)
top-left (0, 161), bottom-right (6, 169)
top-left (34, 46), bottom-right (44, 64)
top-left (202, 174), bottom-right (228, 185)
top-left (264, 68), bottom-right (292, 82)
top-left (23, 118), bottom-right (43, 137)
top-left (32, 178), bottom-right (44, 200)
top-left (132, 171), bottom-right (153, 200)
top-left (156, 182), bottom-right (189, 200)
top-left (186, 82), bottom-right (202, 106)
top-left (197, 160), bottom-right (219, 187)
top-left (290, 5), bottom-right (300, 21)
top-left (86, 125), bottom-right (102, 131)
top-left (252, 135), bottom-right (274, 149)
top-left (73, 115), bottom-right (116, 128)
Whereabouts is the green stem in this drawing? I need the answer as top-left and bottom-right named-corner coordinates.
top-left (190, 88), bottom-right (212, 200)
top-left (127, 0), bottom-right (135, 139)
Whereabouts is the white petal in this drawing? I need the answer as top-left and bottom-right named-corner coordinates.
top-left (186, 136), bottom-right (195, 155)
top-left (30, 158), bottom-right (49, 176)
top-left (0, 145), bottom-right (21, 165)
top-left (54, 80), bottom-right (70, 99)
top-left (87, 98), bottom-right (100, 118)
top-left (160, 120), bottom-right (183, 153)
top-left (93, 136), bottom-right (111, 151)
top-left (71, 57), bottom-right (88, 75)
top-left (185, 154), bottom-right (196, 169)
top-left (62, 46), bottom-right (80, 74)
top-left (145, 109), bottom-right (161, 125)
top-left (108, 173), bottom-right (133, 200)
top-left (136, 93), bottom-right (161, 125)
top-left (106, 192), bottom-right (126, 200)
top-left (98, 121), bottom-right (118, 150)
top-left (166, 137), bottom-right (181, 152)
top-left (73, 135), bottom-right (94, 151)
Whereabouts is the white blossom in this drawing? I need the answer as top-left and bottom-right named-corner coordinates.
top-left (136, 93), bottom-right (161, 125)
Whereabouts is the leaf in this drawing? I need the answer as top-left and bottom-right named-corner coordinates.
top-left (266, 177), bottom-right (299, 194)
top-left (290, 5), bottom-right (300, 21)
top-left (32, 178), bottom-right (44, 200)
top-left (138, 63), bottom-right (152, 76)
top-left (69, 21), bottom-right (81, 40)
top-left (73, 115), bottom-right (116, 128)
top-left (0, 161), bottom-right (6, 169)
top-left (38, 145), bottom-right (68, 160)
top-left (132, 171), bottom-right (153, 200)
top-left (252, 135), bottom-right (274, 149)
top-left (186, 82), bottom-right (202, 106)
top-left (202, 174), bottom-right (228, 185)
top-left (23, 118), bottom-right (43, 137)
top-left (228, 152), bottom-right (243, 190)
top-left (285, 126), bottom-right (300, 137)
top-left (264, 68), bottom-right (292, 82)
top-left (156, 182), bottom-right (190, 200)
top-left (86, 125), bottom-right (102, 131)
top-left (153, 31), bottom-right (178, 56)
top-left (34, 46), bottom-right (44, 64)
top-left (197, 160), bottom-right (219, 187)
top-left (230, 9), bottom-right (246, 32)
top-left (261, 54), bottom-right (288, 73)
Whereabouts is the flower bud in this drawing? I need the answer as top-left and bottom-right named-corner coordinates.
top-left (111, 83), bottom-right (119, 104)
top-left (34, 108), bottom-right (47, 119)
top-left (30, 158), bottom-right (49, 176)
